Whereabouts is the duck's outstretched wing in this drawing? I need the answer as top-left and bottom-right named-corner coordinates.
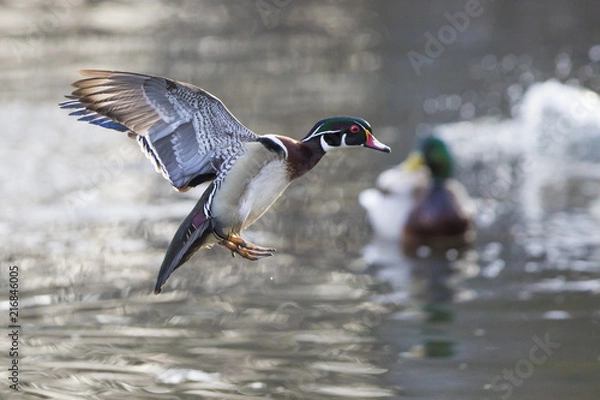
top-left (60, 70), bottom-right (259, 191)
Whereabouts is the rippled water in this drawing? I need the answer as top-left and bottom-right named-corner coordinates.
top-left (1, 1), bottom-right (600, 399)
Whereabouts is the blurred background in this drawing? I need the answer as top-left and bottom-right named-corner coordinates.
top-left (1, 1), bottom-right (600, 399)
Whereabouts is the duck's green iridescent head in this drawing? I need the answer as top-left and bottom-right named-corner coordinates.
top-left (401, 136), bottom-right (454, 181)
top-left (302, 116), bottom-right (390, 153)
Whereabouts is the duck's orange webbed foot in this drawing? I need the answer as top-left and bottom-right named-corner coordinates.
top-left (218, 234), bottom-right (275, 260)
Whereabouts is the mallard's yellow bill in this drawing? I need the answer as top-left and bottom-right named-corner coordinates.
top-left (400, 152), bottom-right (425, 171)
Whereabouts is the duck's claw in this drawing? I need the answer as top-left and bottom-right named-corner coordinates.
top-left (219, 235), bottom-right (275, 260)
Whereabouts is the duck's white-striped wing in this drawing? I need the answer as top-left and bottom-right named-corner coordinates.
top-left (60, 70), bottom-right (259, 191)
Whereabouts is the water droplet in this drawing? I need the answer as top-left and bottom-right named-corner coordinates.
top-left (481, 54), bottom-right (497, 70)
top-left (446, 94), bottom-right (462, 111)
top-left (555, 52), bottom-right (572, 78)
top-left (588, 44), bottom-right (600, 62)
top-left (445, 248), bottom-right (459, 261)
top-left (416, 246), bottom-right (431, 258)
top-left (423, 98), bottom-right (438, 114)
top-left (459, 103), bottom-right (476, 119)
top-left (501, 54), bottom-right (519, 71)
top-left (525, 262), bottom-right (539, 273)
top-left (506, 84), bottom-right (524, 103)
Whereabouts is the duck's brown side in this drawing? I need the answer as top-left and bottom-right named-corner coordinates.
top-left (401, 183), bottom-right (475, 257)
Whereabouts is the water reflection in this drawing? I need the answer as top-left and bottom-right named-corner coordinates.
top-left (363, 236), bottom-right (479, 362)
top-left (2, 1), bottom-right (600, 399)
top-left (392, 78), bottom-right (600, 399)
top-left (13, 252), bottom-right (399, 399)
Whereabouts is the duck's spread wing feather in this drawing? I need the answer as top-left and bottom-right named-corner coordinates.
top-left (60, 70), bottom-right (259, 191)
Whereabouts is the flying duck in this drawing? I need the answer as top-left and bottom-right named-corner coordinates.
top-left (60, 70), bottom-right (390, 293)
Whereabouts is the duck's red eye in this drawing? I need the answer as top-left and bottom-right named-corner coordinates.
top-left (349, 124), bottom-right (360, 134)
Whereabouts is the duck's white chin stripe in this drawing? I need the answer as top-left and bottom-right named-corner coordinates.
top-left (320, 135), bottom-right (348, 152)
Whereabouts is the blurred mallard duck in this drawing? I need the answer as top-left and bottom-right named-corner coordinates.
top-left (360, 136), bottom-right (475, 256)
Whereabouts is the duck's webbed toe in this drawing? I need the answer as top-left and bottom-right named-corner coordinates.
top-left (219, 234), bottom-right (275, 260)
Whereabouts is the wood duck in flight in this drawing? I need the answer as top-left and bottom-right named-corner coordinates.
top-left (60, 70), bottom-right (390, 294)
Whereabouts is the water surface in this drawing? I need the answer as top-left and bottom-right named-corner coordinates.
top-left (1, 1), bottom-right (600, 399)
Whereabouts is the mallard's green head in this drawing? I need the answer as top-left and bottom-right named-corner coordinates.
top-left (401, 136), bottom-right (454, 181)
top-left (421, 136), bottom-right (454, 180)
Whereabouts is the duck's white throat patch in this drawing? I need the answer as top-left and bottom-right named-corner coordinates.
top-left (320, 133), bottom-right (347, 152)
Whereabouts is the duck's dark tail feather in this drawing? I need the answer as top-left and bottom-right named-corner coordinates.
top-left (154, 190), bottom-right (214, 294)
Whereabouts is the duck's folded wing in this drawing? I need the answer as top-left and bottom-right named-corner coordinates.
top-left (60, 70), bottom-right (259, 191)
